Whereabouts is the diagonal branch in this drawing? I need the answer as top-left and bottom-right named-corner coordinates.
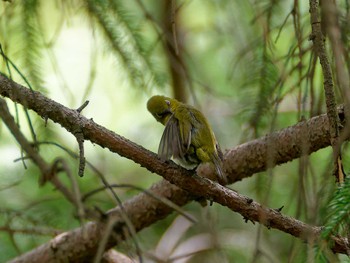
top-left (0, 97), bottom-right (78, 204)
top-left (1, 75), bottom-right (349, 261)
top-left (8, 176), bottom-right (350, 262)
top-left (0, 74), bottom-right (346, 185)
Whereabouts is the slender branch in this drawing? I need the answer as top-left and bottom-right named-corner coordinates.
top-left (309, 0), bottom-right (342, 181)
top-left (321, 1), bottom-right (350, 105)
top-left (0, 97), bottom-right (80, 207)
top-left (309, 0), bottom-right (339, 140)
top-left (0, 74), bottom-right (346, 185)
top-left (1, 75), bottom-right (350, 261)
top-left (9, 176), bottom-right (350, 262)
top-left (320, 0), bottom-right (350, 173)
top-left (0, 98), bottom-right (50, 176)
top-left (75, 131), bottom-right (86, 177)
top-left (76, 100), bottom-right (89, 177)
top-left (9, 181), bottom-right (191, 262)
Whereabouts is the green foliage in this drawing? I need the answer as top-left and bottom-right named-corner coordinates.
top-left (244, 46), bottom-right (280, 136)
top-left (19, 0), bottom-right (45, 91)
top-left (321, 178), bottom-right (350, 240)
top-left (1, 0), bottom-right (350, 262)
top-left (85, 0), bottom-right (167, 90)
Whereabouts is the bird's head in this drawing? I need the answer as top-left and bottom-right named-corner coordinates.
top-left (147, 95), bottom-right (174, 125)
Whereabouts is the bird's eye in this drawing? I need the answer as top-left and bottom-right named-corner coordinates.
top-left (155, 113), bottom-right (162, 118)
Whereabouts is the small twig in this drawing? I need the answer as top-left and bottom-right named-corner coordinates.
top-left (0, 98), bottom-right (50, 180)
top-left (0, 44), bottom-right (34, 91)
top-left (93, 217), bottom-right (119, 263)
top-left (274, 9), bottom-right (293, 44)
top-left (171, 0), bottom-right (179, 56)
top-left (321, 0), bottom-right (350, 181)
top-left (75, 101), bottom-right (89, 177)
top-left (82, 183), bottom-right (197, 223)
top-left (0, 98), bottom-right (77, 203)
top-left (321, 1), bottom-right (350, 105)
top-left (19, 149), bottom-right (28, 170)
top-left (0, 225), bottom-right (62, 236)
top-left (52, 158), bottom-right (86, 222)
top-left (309, 0), bottom-right (343, 182)
top-left (76, 100), bottom-right (89, 113)
top-left (92, 172), bottom-right (143, 263)
top-left (35, 140), bottom-right (144, 260)
top-left (75, 132), bottom-right (86, 177)
top-left (0, 45), bottom-right (36, 170)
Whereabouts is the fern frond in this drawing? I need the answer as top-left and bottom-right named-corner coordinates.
top-left (20, 0), bottom-right (45, 91)
top-left (238, 42), bottom-right (279, 136)
top-left (85, 0), bottom-right (167, 90)
top-left (322, 178), bottom-right (350, 240)
top-left (109, 0), bottom-right (168, 88)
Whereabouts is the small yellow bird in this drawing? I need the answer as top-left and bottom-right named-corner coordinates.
top-left (147, 95), bottom-right (224, 181)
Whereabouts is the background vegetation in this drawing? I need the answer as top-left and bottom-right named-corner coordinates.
top-left (0, 0), bottom-right (350, 262)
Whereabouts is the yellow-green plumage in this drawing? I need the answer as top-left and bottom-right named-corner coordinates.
top-left (147, 95), bottom-right (224, 180)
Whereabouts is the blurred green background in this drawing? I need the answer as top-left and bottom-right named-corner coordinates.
top-left (0, 0), bottom-right (349, 262)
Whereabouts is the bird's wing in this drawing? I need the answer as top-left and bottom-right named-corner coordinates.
top-left (158, 115), bottom-right (186, 160)
top-left (176, 107), bottom-right (196, 152)
top-left (214, 133), bottom-right (224, 161)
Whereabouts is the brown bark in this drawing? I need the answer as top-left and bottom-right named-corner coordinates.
top-left (162, 0), bottom-right (187, 102)
top-left (309, 0), bottom-right (343, 181)
top-left (0, 75), bottom-right (349, 261)
top-left (0, 74), bottom-right (345, 185)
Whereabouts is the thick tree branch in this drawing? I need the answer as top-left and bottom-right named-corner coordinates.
top-left (9, 175), bottom-right (349, 262)
top-left (224, 110), bottom-right (344, 182)
top-left (1, 75), bottom-right (349, 261)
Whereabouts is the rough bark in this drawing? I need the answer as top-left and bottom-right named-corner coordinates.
top-left (0, 74), bottom-right (345, 185)
top-left (0, 75), bottom-right (349, 261)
